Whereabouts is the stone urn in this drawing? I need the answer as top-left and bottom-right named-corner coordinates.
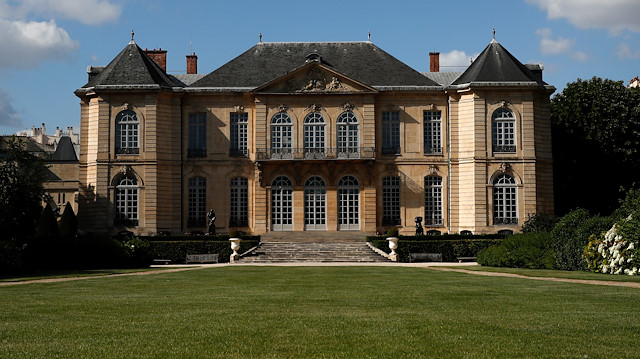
top-left (229, 238), bottom-right (241, 262)
top-left (386, 237), bottom-right (399, 261)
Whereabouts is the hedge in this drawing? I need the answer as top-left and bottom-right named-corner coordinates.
top-left (369, 238), bottom-right (502, 262)
top-left (477, 232), bottom-right (555, 269)
top-left (148, 239), bottom-right (260, 264)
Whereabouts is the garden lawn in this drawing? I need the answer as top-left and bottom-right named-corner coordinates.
top-left (1, 266), bottom-right (639, 358)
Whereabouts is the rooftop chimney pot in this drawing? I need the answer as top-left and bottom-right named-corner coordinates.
top-left (429, 52), bottom-right (440, 72)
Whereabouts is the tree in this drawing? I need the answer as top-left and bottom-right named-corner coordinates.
top-left (551, 77), bottom-right (640, 215)
top-left (0, 136), bottom-right (49, 239)
top-left (58, 202), bottom-right (78, 238)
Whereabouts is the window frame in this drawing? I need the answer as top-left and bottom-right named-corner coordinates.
top-left (382, 111), bottom-right (401, 155)
top-left (115, 110), bottom-right (139, 155)
top-left (230, 177), bottom-right (249, 227)
top-left (230, 112), bottom-right (248, 157)
top-left (336, 111), bottom-right (359, 157)
top-left (187, 177), bottom-right (206, 227)
top-left (188, 112), bottom-right (207, 158)
top-left (424, 176), bottom-right (443, 226)
top-left (423, 111), bottom-right (442, 155)
top-left (115, 176), bottom-right (138, 226)
top-left (382, 176), bottom-right (401, 226)
top-left (492, 108), bottom-right (516, 153)
top-left (493, 174), bottom-right (518, 224)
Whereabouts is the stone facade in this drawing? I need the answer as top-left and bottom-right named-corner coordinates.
top-left (74, 38), bottom-right (554, 236)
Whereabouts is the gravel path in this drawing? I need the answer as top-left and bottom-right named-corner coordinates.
top-left (427, 266), bottom-right (640, 289)
top-left (2, 263), bottom-right (639, 289)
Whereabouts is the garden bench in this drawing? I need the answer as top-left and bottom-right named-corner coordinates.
top-left (409, 253), bottom-right (442, 263)
top-left (185, 254), bottom-right (219, 264)
top-left (152, 259), bottom-right (171, 265)
top-left (457, 256), bottom-right (477, 263)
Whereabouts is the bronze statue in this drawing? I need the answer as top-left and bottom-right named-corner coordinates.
top-left (207, 209), bottom-right (216, 235)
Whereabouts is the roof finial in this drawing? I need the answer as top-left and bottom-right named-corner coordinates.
top-left (259, 32), bottom-right (262, 43)
top-left (368, 30), bottom-right (371, 41)
top-left (492, 28), bottom-right (496, 42)
top-left (130, 30), bottom-right (135, 44)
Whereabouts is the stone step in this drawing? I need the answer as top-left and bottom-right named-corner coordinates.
top-left (237, 240), bottom-right (390, 263)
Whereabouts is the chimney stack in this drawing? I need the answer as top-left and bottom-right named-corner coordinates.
top-left (429, 52), bottom-right (440, 72)
top-left (186, 52), bottom-right (198, 74)
top-left (145, 48), bottom-right (167, 72)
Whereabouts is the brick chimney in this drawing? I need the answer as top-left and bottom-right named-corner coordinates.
top-left (429, 52), bottom-right (440, 72)
top-left (145, 48), bottom-right (167, 71)
top-left (186, 52), bottom-right (198, 74)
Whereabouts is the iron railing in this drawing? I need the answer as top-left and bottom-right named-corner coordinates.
top-left (493, 145), bottom-right (516, 153)
top-left (256, 147), bottom-right (375, 161)
top-left (494, 217), bottom-right (518, 225)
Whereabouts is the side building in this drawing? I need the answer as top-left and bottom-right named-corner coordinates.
top-left (74, 36), bottom-right (554, 236)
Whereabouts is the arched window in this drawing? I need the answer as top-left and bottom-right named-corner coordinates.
top-left (337, 111), bottom-right (359, 158)
top-left (382, 176), bottom-right (401, 226)
top-left (424, 176), bottom-right (443, 226)
top-left (270, 113), bottom-right (293, 159)
top-left (303, 112), bottom-right (325, 158)
top-left (230, 177), bottom-right (248, 227)
top-left (271, 176), bottom-right (293, 231)
top-left (304, 176), bottom-right (326, 230)
top-left (115, 110), bottom-right (139, 154)
top-left (188, 177), bottom-right (206, 227)
top-left (115, 176), bottom-right (138, 226)
top-left (338, 175), bottom-right (360, 230)
top-left (492, 108), bottom-right (516, 153)
top-left (493, 174), bottom-right (517, 224)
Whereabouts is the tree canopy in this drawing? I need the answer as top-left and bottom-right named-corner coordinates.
top-left (551, 76), bottom-right (640, 215)
top-left (0, 137), bottom-right (49, 239)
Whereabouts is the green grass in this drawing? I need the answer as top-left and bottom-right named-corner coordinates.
top-left (462, 265), bottom-right (640, 282)
top-left (0, 268), bottom-right (170, 282)
top-left (1, 266), bottom-right (639, 358)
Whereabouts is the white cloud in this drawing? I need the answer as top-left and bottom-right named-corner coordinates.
top-left (0, 18), bottom-right (78, 70)
top-left (0, 88), bottom-right (21, 128)
top-left (439, 50), bottom-right (479, 71)
top-left (535, 28), bottom-right (588, 61)
top-left (2, 0), bottom-right (121, 25)
top-left (617, 43), bottom-right (640, 60)
top-left (527, 0), bottom-right (640, 35)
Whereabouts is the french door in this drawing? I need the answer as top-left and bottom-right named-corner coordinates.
top-left (338, 176), bottom-right (360, 230)
top-left (304, 176), bottom-right (326, 230)
top-left (271, 176), bottom-right (293, 231)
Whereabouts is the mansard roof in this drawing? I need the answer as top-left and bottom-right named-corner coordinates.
top-left (452, 40), bottom-right (546, 86)
top-left (80, 41), bottom-right (178, 90)
top-left (190, 42), bottom-right (440, 90)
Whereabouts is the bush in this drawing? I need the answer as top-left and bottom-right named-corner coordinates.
top-left (149, 239), bottom-right (260, 263)
top-left (368, 238), bottom-right (501, 262)
top-left (58, 203), bottom-right (78, 238)
top-left (522, 213), bottom-right (556, 233)
top-left (477, 232), bottom-right (555, 269)
top-left (0, 240), bottom-right (24, 274)
top-left (551, 209), bottom-right (614, 270)
top-left (35, 204), bottom-right (58, 238)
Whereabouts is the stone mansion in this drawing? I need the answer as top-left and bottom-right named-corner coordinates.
top-left (73, 35), bottom-right (555, 235)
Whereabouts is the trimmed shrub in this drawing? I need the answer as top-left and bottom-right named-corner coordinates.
top-left (477, 232), bottom-right (555, 269)
top-left (35, 204), bottom-right (58, 238)
top-left (0, 240), bottom-right (24, 274)
top-left (58, 203), bottom-right (78, 238)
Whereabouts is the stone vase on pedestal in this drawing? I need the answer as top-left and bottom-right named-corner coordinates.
top-left (386, 237), bottom-right (399, 261)
top-left (229, 238), bottom-right (241, 263)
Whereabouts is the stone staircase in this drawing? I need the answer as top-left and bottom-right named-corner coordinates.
top-left (237, 231), bottom-right (391, 263)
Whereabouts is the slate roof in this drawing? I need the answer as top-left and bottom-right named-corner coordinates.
top-left (190, 42), bottom-right (440, 90)
top-left (452, 40), bottom-right (546, 86)
top-left (422, 72), bottom-right (463, 86)
top-left (79, 41), bottom-right (179, 90)
top-left (51, 136), bottom-right (78, 161)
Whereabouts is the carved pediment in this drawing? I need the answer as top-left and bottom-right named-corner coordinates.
top-left (253, 63), bottom-right (377, 94)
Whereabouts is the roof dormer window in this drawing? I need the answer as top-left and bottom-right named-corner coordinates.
top-left (305, 52), bottom-right (321, 63)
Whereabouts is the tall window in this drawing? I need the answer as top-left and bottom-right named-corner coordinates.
top-left (492, 108), bottom-right (516, 153)
top-left (303, 112), bottom-right (326, 158)
top-left (230, 177), bottom-right (248, 227)
top-left (424, 111), bottom-right (442, 154)
top-left (270, 113), bottom-right (293, 159)
top-left (304, 176), bottom-right (326, 230)
top-left (188, 177), bottom-right (206, 227)
top-left (493, 174), bottom-right (517, 224)
top-left (115, 176), bottom-right (138, 226)
top-left (337, 111), bottom-right (359, 158)
top-left (115, 110), bottom-right (139, 154)
top-left (424, 176), bottom-right (443, 226)
top-left (271, 176), bottom-right (293, 231)
top-left (230, 112), bottom-right (248, 157)
top-left (382, 176), bottom-right (401, 226)
top-left (188, 113), bottom-right (206, 158)
top-left (382, 111), bottom-right (400, 155)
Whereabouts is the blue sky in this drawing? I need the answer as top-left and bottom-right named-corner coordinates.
top-left (1, 0), bottom-right (639, 136)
